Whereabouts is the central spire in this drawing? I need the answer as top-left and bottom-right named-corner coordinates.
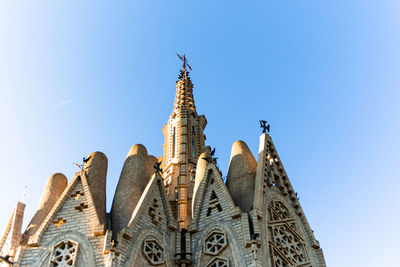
top-left (161, 55), bottom-right (207, 229)
top-left (173, 54), bottom-right (196, 113)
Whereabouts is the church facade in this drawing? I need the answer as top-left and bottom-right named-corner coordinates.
top-left (0, 60), bottom-right (326, 267)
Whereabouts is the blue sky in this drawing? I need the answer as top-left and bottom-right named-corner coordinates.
top-left (1, 1), bottom-right (399, 266)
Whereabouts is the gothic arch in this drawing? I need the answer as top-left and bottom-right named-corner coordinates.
top-left (35, 230), bottom-right (96, 267)
top-left (263, 194), bottom-right (319, 267)
top-left (124, 227), bottom-right (174, 267)
top-left (193, 221), bottom-right (246, 267)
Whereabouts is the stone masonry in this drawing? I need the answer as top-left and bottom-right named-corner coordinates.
top-left (0, 59), bottom-right (326, 267)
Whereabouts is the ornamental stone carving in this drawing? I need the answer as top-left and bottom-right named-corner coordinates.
top-left (49, 240), bottom-right (78, 267)
top-left (204, 231), bottom-right (228, 256)
top-left (268, 200), bottom-right (310, 266)
top-left (206, 257), bottom-right (229, 267)
top-left (142, 236), bottom-right (164, 265)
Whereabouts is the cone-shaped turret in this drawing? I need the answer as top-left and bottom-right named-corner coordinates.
top-left (111, 144), bottom-right (155, 234)
top-left (226, 140), bottom-right (257, 213)
top-left (146, 155), bottom-right (158, 178)
top-left (21, 173), bottom-right (67, 244)
top-left (84, 151), bottom-right (108, 225)
top-left (192, 151), bottom-right (209, 212)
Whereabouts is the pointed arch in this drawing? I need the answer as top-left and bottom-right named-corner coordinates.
top-left (35, 230), bottom-right (96, 267)
top-left (123, 227), bottom-right (174, 267)
top-left (264, 196), bottom-right (314, 267)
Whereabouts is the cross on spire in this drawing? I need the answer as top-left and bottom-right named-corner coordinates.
top-left (177, 53), bottom-right (192, 80)
top-left (259, 120), bottom-right (270, 133)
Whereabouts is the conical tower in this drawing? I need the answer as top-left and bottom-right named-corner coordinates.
top-left (161, 55), bottom-right (207, 229)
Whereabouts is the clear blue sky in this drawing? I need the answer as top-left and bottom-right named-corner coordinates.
top-left (1, 1), bottom-right (399, 266)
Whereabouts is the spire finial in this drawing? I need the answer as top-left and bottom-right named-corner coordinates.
top-left (153, 161), bottom-right (163, 176)
top-left (259, 120), bottom-right (270, 133)
top-left (177, 53), bottom-right (192, 79)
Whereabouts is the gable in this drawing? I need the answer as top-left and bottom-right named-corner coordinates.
top-left (121, 175), bottom-right (177, 267)
top-left (191, 164), bottom-right (239, 233)
top-left (124, 175), bottom-right (177, 237)
top-left (253, 133), bottom-right (303, 216)
top-left (38, 178), bottom-right (92, 244)
top-left (27, 171), bottom-right (105, 246)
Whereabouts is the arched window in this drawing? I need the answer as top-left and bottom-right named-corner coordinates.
top-left (268, 200), bottom-right (310, 266)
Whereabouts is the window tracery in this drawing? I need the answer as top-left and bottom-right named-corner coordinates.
top-left (269, 200), bottom-right (291, 221)
top-left (142, 237), bottom-right (164, 265)
top-left (268, 200), bottom-right (310, 266)
top-left (49, 241), bottom-right (78, 267)
top-left (204, 231), bottom-right (228, 255)
top-left (206, 257), bottom-right (229, 267)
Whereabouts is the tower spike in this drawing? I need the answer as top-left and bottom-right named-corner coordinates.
top-left (161, 56), bottom-right (207, 229)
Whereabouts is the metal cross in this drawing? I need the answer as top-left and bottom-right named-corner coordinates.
top-left (153, 161), bottom-right (163, 176)
top-left (177, 53), bottom-right (192, 71)
top-left (259, 120), bottom-right (270, 133)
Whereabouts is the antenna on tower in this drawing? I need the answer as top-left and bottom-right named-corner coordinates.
top-left (20, 185), bottom-right (27, 203)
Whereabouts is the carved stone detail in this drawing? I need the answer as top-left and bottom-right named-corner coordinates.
top-left (206, 257), bottom-right (229, 267)
top-left (268, 200), bottom-right (310, 266)
top-left (70, 191), bottom-right (84, 200)
top-left (53, 217), bottom-right (67, 228)
top-left (142, 236), bottom-right (164, 265)
top-left (206, 190), bottom-right (223, 216)
top-left (204, 231), bottom-right (228, 256)
top-left (49, 240), bottom-right (78, 266)
top-left (74, 203), bottom-right (88, 212)
top-left (148, 198), bottom-right (162, 225)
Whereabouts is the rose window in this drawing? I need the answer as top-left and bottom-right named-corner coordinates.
top-left (206, 257), bottom-right (229, 267)
top-left (204, 231), bottom-right (228, 255)
top-left (50, 241), bottom-right (78, 266)
top-left (142, 237), bottom-right (164, 265)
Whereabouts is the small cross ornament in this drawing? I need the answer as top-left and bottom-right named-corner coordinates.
top-left (71, 190), bottom-right (84, 200)
top-left (53, 217), bottom-right (66, 228)
top-left (75, 203), bottom-right (88, 212)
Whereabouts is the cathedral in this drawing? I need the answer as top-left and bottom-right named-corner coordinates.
top-left (0, 57), bottom-right (326, 267)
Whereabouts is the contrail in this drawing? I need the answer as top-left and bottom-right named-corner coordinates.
top-left (42, 99), bottom-right (72, 112)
